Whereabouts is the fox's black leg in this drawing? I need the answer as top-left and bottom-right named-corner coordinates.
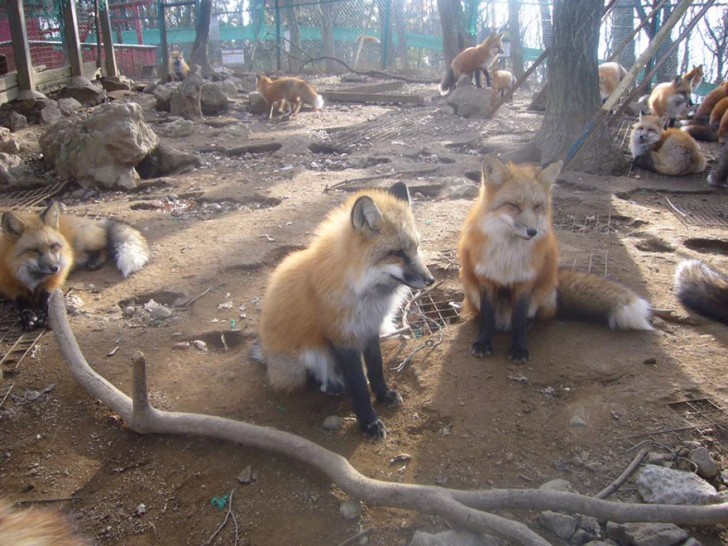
top-left (633, 153), bottom-right (656, 172)
top-left (331, 344), bottom-right (386, 440)
top-left (471, 291), bottom-right (495, 358)
top-left (483, 68), bottom-right (492, 87)
top-left (15, 294), bottom-right (46, 331)
top-left (363, 336), bottom-right (402, 407)
top-left (508, 297), bottom-right (530, 363)
top-left (474, 70), bottom-right (482, 88)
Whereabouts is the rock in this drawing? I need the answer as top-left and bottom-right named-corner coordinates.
top-left (636, 464), bottom-right (720, 505)
top-left (539, 510), bottom-right (577, 540)
top-left (136, 142), bottom-right (201, 179)
top-left (153, 83), bottom-right (177, 112)
top-left (322, 415), bottom-right (344, 431)
top-left (339, 499), bottom-right (361, 520)
top-left (40, 102), bottom-right (158, 189)
top-left (170, 72), bottom-right (203, 120)
top-left (56, 98), bottom-right (83, 116)
top-left (217, 79), bottom-right (239, 98)
top-left (439, 104), bottom-right (456, 116)
top-left (149, 305), bottom-right (172, 320)
top-left (134, 503), bottom-right (146, 516)
top-left (0, 127), bottom-right (19, 154)
top-left (122, 306), bottom-right (136, 317)
top-left (172, 342), bottom-right (191, 350)
top-left (57, 81), bottom-right (106, 106)
top-left (408, 529), bottom-right (503, 546)
top-left (157, 118), bottom-right (195, 138)
top-left (201, 82), bottom-right (230, 115)
top-left (445, 84), bottom-right (493, 118)
top-left (237, 465), bottom-right (256, 484)
top-left (8, 111), bottom-right (28, 132)
top-left (64, 293), bottom-right (85, 316)
top-left (0, 152), bottom-right (25, 186)
top-left (247, 91), bottom-right (270, 115)
top-left (540, 479), bottom-right (578, 493)
top-left (101, 77), bottom-right (133, 92)
top-left (606, 522), bottom-right (688, 546)
top-left (39, 102), bottom-right (62, 125)
top-left (689, 447), bottom-right (718, 479)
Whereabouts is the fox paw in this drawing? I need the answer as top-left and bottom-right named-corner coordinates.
top-left (362, 419), bottom-right (387, 441)
top-left (19, 309), bottom-right (46, 331)
top-left (379, 390), bottom-right (403, 407)
top-left (508, 347), bottom-right (529, 364)
top-left (470, 341), bottom-right (492, 358)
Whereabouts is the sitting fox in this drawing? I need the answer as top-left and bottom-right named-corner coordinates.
top-left (439, 33), bottom-right (504, 95)
top-left (630, 113), bottom-right (706, 176)
top-left (0, 202), bottom-right (149, 329)
top-left (169, 50), bottom-right (190, 82)
top-left (648, 76), bottom-right (692, 127)
top-left (598, 62), bottom-right (628, 102)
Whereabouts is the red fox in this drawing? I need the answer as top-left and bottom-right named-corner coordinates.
top-left (0, 497), bottom-right (88, 545)
top-left (598, 62), bottom-right (628, 102)
top-left (630, 113), bottom-right (706, 176)
top-left (255, 183), bottom-right (434, 440)
top-left (457, 156), bottom-right (652, 363)
top-left (255, 75), bottom-right (324, 119)
top-left (491, 68), bottom-right (516, 99)
top-left (439, 33), bottom-right (504, 95)
top-left (675, 260), bottom-right (728, 325)
top-left (648, 76), bottom-right (692, 127)
top-left (169, 50), bottom-right (190, 82)
top-left (682, 64), bottom-right (704, 92)
top-left (683, 82), bottom-right (728, 141)
top-left (708, 136), bottom-right (728, 188)
top-left (0, 202), bottom-right (149, 329)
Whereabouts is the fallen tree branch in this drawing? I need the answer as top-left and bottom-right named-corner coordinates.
top-left (47, 290), bottom-right (728, 543)
top-left (293, 55), bottom-right (438, 84)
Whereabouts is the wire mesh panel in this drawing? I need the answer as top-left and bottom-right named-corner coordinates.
top-left (22, 0), bottom-right (70, 73)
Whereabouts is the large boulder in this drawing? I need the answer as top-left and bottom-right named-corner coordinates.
top-left (201, 82), bottom-right (230, 115)
top-left (39, 102), bottom-right (158, 189)
top-left (153, 82), bottom-right (177, 111)
top-left (170, 72), bottom-right (204, 120)
top-left (446, 83), bottom-right (493, 118)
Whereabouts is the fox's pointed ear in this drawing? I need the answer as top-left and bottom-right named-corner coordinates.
top-left (481, 155), bottom-right (509, 187)
top-left (40, 202), bottom-right (60, 230)
top-left (2, 212), bottom-right (27, 239)
top-left (388, 182), bottom-right (410, 204)
top-left (537, 160), bottom-right (562, 189)
top-left (351, 195), bottom-right (383, 235)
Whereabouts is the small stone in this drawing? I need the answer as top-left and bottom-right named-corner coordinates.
top-left (39, 102), bottom-right (62, 125)
top-left (689, 447), bottom-right (719, 479)
top-left (172, 342), bottom-right (191, 350)
top-left (64, 293), bottom-right (85, 315)
top-left (570, 415), bottom-right (587, 427)
top-left (8, 111), bottom-right (28, 132)
top-left (123, 306), bottom-right (136, 317)
top-left (134, 503), bottom-right (146, 516)
top-left (339, 498), bottom-right (361, 520)
top-left (237, 465), bottom-right (256, 484)
top-left (191, 340), bottom-right (208, 352)
top-left (322, 415), bottom-right (344, 431)
top-left (149, 305), bottom-right (172, 319)
top-left (539, 510), bottom-right (576, 539)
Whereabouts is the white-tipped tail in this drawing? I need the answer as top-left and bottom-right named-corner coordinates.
top-left (675, 259), bottom-right (728, 324)
top-left (608, 297), bottom-right (653, 331)
top-left (314, 94), bottom-right (324, 109)
top-left (107, 222), bottom-right (150, 277)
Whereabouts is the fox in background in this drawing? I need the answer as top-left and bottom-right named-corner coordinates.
top-left (648, 75), bottom-right (693, 128)
top-left (458, 156), bottom-right (652, 363)
top-left (0, 202), bottom-right (149, 330)
top-left (629, 113), bottom-right (706, 176)
top-left (675, 260), bottom-right (728, 325)
top-left (253, 182), bottom-right (433, 440)
top-left (169, 50), bottom-right (190, 81)
top-left (598, 62), bottom-right (628, 103)
top-left (255, 74), bottom-right (324, 119)
top-left (439, 32), bottom-right (504, 95)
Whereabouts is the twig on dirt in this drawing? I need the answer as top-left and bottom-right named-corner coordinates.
top-left (201, 489), bottom-right (239, 546)
top-left (392, 312), bottom-right (445, 373)
top-left (337, 528), bottom-right (371, 546)
top-left (652, 308), bottom-right (701, 326)
top-left (324, 167), bottom-right (440, 193)
top-left (663, 196), bottom-right (688, 219)
top-left (16, 497), bottom-right (76, 506)
top-left (596, 448), bottom-right (649, 499)
top-left (179, 286), bottom-right (213, 308)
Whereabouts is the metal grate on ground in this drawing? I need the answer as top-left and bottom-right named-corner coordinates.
top-left (626, 161), bottom-right (713, 185)
top-left (0, 383), bottom-right (13, 410)
top-left (0, 179), bottom-right (69, 211)
top-left (662, 194), bottom-right (728, 228)
top-left (0, 302), bottom-right (45, 376)
top-left (553, 208), bottom-right (619, 235)
top-left (323, 108), bottom-right (483, 152)
top-left (611, 115), bottom-right (635, 154)
top-left (562, 250), bottom-right (610, 277)
top-left (392, 289), bottom-right (461, 340)
top-left (667, 398), bottom-right (728, 434)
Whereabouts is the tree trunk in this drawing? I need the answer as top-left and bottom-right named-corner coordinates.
top-left (610, 0), bottom-right (635, 68)
top-left (394, 0), bottom-right (409, 69)
top-left (284, 1), bottom-right (302, 73)
top-left (437, 0), bottom-right (468, 66)
top-left (188, 0), bottom-right (217, 79)
top-left (535, 0), bottom-right (624, 174)
top-left (319, 2), bottom-right (337, 72)
top-left (655, 2), bottom-right (677, 83)
top-left (508, 0), bottom-right (524, 78)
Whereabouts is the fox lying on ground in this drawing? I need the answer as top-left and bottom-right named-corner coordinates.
top-left (682, 82), bottom-right (728, 141)
top-left (254, 183), bottom-right (434, 440)
top-left (630, 113), bottom-right (706, 176)
top-left (255, 75), bottom-right (324, 119)
top-left (648, 76), bottom-right (693, 127)
top-left (0, 202), bottom-right (149, 329)
top-left (675, 260), bottom-right (728, 325)
top-left (169, 50), bottom-right (190, 82)
top-left (457, 155), bottom-right (652, 363)
top-left (439, 33), bottom-right (504, 95)
top-left (0, 497), bottom-right (88, 545)
top-left (598, 62), bottom-right (628, 102)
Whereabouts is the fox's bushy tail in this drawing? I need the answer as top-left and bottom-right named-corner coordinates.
top-left (557, 269), bottom-right (653, 330)
top-left (105, 220), bottom-right (149, 277)
top-left (684, 124), bottom-right (718, 142)
top-left (439, 67), bottom-right (456, 96)
top-left (675, 260), bottom-right (728, 324)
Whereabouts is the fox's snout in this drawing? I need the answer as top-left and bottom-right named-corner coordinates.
top-left (403, 259), bottom-right (435, 289)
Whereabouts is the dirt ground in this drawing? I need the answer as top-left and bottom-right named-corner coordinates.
top-left (2, 78), bottom-right (728, 546)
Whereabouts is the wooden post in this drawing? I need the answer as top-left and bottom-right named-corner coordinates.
top-left (6, 0), bottom-right (46, 99)
top-left (99, 0), bottom-right (119, 77)
top-left (61, 0), bottom-right (91, 86)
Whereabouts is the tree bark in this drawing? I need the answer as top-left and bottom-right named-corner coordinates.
top-left (508, 0), bottom-right (524, 78)
top-left (437, 0), bottom-right (469, 66)
top-left (655, 2), bottom-right (678, 83)
top-left (535, 0), bottom-right (624, 174)
top-left (189, 0), bottom-right (218, 79)
top-left (283, 0), bottom-right (302, 73)
top-left (318, 2), bottom-right (337, 72)
top-left (610, 0), bottom-right (635, 68)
